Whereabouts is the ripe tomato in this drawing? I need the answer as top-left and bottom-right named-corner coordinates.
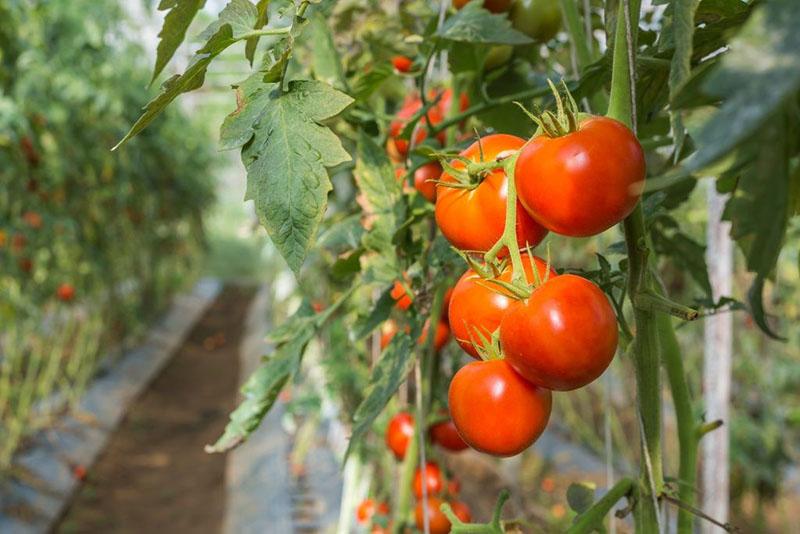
top-left (414, 162), bottom-right (441, 202)
top-left (447, 478), bottom-right (461, 496)
top-left (499, 274), bottom-right (618, 390)
top-left (515, 116), bottom-right (645, 237)
top-left (56, 283), bottom-right (75, 302)
top-left (510, 0), bottom-right (562, 42)
top-left (448, 254), bottom-right (554, 357)
top-left (22, 211), bottom-right (42, 229)
top-left (448, 359), bottom-right (551, 456)
top-left (435, 134), bottom-right (547, 254)
top-left (413, 461), bottom-right (444, 498)
top-left (392, 55), bottom-right (413, 72)
top-left (356, 498), bottom-right (389, 524)
top-left (420, 318), bottom-right (451, 352)
top-left (430, 418), bottom-right (469, 452)
top-left (415, 497), bottom-right (452, 534)
top-left (453, 0), bottom-right (512, 13)
top-left (389, 96), bottom-right (445, 158)
top-left (386, 412), bottom-right (415, 460)
top-left (434, 88), bottom-right (469, 117)
top-left (451, 501), bottom-right (472, 523)
top-left (391, 280), bottom-right (412, 310)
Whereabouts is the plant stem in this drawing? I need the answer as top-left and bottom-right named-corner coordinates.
top-left (393, 421), bottom-right (419, 533)
top-left (559, 0), bottom-right (593, 71)
top-left (566, 477), bottom-right (635, 534)
top-left (483, 155), bottom-right (525, 285)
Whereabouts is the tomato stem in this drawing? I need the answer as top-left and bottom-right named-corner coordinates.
top-left (566, 477), bottom-right (635, 534)
top-left (634, 291), bottom-right (699, 321)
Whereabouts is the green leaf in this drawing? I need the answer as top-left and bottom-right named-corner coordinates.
top-left (652, 223), bottom-right (712, 297)
top-left (436, 1), bottom-right (533, 45)
top-left (567, 481), bottom-right (597, 515)
top-left (680, 0), bottom-right (800, 175)
top-left (723, 114), bottom-right (791, 340)
top-left (152, 0), bottom-right (207, 83)
top-left (198, 0), bottom-right (258, 41)
top-left (307, 11), bottom-right (346, 90)
top-left (351, 288), bottom-right (396, 341)
top-left (344, 330), bottom-right (417, 459)
top-left (236, 80), bottom-right (353, 273)
top-left (245, 0), bottom-right (270, 64)
top-left (350, 63), bottom-right (392, 102)
top-left (206, 317), bottom-right (315, 453)
top-left (666, 0), bottom-right (700, 158)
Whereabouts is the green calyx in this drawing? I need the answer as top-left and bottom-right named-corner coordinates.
top-left (517, 79), bottom-right (581, 138)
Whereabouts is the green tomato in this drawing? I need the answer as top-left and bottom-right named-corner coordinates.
top-left (484, 45), bottom-right (514, 71)
top-left (510, 0), bottom-right (562, 43)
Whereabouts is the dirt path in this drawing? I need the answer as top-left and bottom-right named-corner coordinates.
top-left (56, 286), bottom-right (255, 534)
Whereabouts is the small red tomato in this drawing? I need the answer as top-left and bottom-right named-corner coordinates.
top-left (515, 116), bottom-right (645, 237)
top-left (414, 162), bottom-right (441, 203)
top-left (415, 497), bottom-right (452, 534)
top-left (22, 211), bottom-right (42, 229)
top-left (448, 253), bottom-right (555, 358)
top-left (390, 280), bottom-right (413, 310)
top-left (11, 233), bottom-right (27, 252)
top-left (430, 419), bottom-right (469, 452)
top-left (56, 283), bottom-right (75, 302)
top-left (413, 461), bottom-right (444, 498)
top-left (389, 95), bottom-right (445, 158)
top-left (499, 274), bottom-right (618, 390)
top-left (356, 498), bottom-right (388, 524)
top-left (19, 258), bottom-right (33, 273)
top-left (311, 300), bottom-right (325, 313)
top-left (447, 478), bottom-right (461, 496)
top-left (451, 500), bottom-right (472, 523)
top-left (435, 134), bottom-right (547, 254)
top-left (386, 412), bottom-right (415, 460)
top-left (433, 88), bottom-right (470, 116)
top-left (392, 55), bottom-right (413, 73)
top-left (448, 359), bottom-right (551, 456)
top-left (419, 319), bottom-right (450, 352)
top-left (72, 465), bottom-right (88, 481)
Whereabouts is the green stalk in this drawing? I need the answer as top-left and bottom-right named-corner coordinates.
top-left (393, 419), bottom-right (419, 533)
top-left (606, 0), bottom-right (664, 531)
top-left (566, 477), bottom-right (635, 534)
top-left (657, 313), bottom-right (697, 534)
top-left (559, 0), bottom-right (593, 71)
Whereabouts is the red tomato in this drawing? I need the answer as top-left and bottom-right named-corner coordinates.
top-left (392, 55), bottom-right (413, 73)
top-left (448, 254), bottom-right (554, 357)
top-left (499, 274), bottom-right (618, 390)
top-left (414, 162), bottom-right (441, 202)
top-left (389, 96), bottom-right (445, 158)
top-left (430, 419), bottom-right (469, 452)
top-left (419, 318), bottom-right (450, 352)
top-left (434, 88), bottom-right (470, 116)
top-left (391, 280), bottom-right (413, 310)
top-left (435, 134), bottom-right (547, 254)
top-left (56, 283), bottom-right (75, 302)
top-left (23, 211), bottom-right (42, 229)
top-left (356, 498), bottom-right (389, 524)
top-left (515, 116), bottom-right (645, 237)
top-left (11, 233), bottom-right (27, 252)
top-left (451, 501), bottom-right (472, 523)
top-left (415, 497), bottom-right (452, 534)
top-left (19, 258), bottom-right (33, 273)
top-left (447, 478), bottom-right (461, 496)
top-left (453, 0), bottom-right (512, 13)
top-left (386, 412), bottom-right (415, 460)
top-left (413, 461), bottom-right (444, 498)
top-left (448, 359), bottom-right (551, 456)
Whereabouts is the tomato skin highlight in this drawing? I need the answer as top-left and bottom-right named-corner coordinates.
top-left (448, 254), bottom-right (555, 358)
top-left (435, 134), bottom-right (547, 254)
top-left (413, 461), bottom-right (444, 498)
top-left (430, 419), bottom-right (469, 451)
top-left (392, 55), bottom-right (413, 73)
top-left (414, 162), bottom-right (441, 202)
top-left (386, 412), bottom-right (415, 460)
top-left (500, 274), bottom-right (618, 390)
top-left (448, 359), bottom-right (551, 456)
top-left (515, 116), bottom-right (646, 237)
top-left (415, 497), bottom-right (453, 534)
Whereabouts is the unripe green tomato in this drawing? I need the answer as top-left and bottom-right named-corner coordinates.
top-left (510, 0), bottom-right (562, 43)
top-left (484, 45), bottom-right (514, 71)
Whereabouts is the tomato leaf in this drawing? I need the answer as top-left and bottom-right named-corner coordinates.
top-left (245, 0), bottom-right (270, 64)
top-left (307, 11), bottom-right (346, 90)
top-left (152, 0), bottom-right (207, 83)
top-left (351, 289), bottom-right (396, 341)
top-left (224, 79), bottom-right (353, 274)
top-left (344, 329), bottom-right (417, 460)
top-left (436, 1), bottom-right (532, 45)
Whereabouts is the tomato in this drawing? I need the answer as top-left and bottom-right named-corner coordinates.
top-left (389, 96), bottom-right (445, 158)
top-left (392, 55), bottom-right (413, 73)
top-left (356, 498), bottom-right (389, 524)
top-left (430, 418), bottom-right (469, 452)
top-left (56, 283), bottom-right (75, 302)
top-left (447, 478), bottom-right (461, 496)
top-left (23, 211), bottom-right (43, 229)
top-left (391, 280), bottom-right (413, 310)
top-left (484, 45), bottom-right (513, 70)
top-left (451, 501), bottom-right (472, 523)
top-left (415, 497), bottom-right (452, 534)
top-left (434, 88), bottom-right (469, 117)
top-left (414, 162), bottom-right (441, 202)
top-left (453, 0), bottom-right (512, 13)
top-left (448, 254), bottom-right (555, 357)
top-left (413, 461), bottom-right (444, 498)
top-left (420, 318), bottom-right (451, 352)
top-left (499, 274), bottom-right (618, 390)
top-left (435, 134), bottom-right (547, 254)
top-left (448, 359), bottom-right (551, 456)
top-left (386, 412), bottom-right (415, 460)
top-left (19, 258), bottom-right (33, 273)
top-left (515, 116), bottom-right (645, 237)
top-left (11, 233), bottom-right (26, 252)
top-left (510, 0), bottom-right (562, 43)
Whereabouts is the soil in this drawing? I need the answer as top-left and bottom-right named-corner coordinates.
top-left (56, 286), bottom-right (255, 534)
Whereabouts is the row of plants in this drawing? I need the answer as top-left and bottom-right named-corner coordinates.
top-left (0, 0), bottom-right (215, 475)
top-left (118, 0), bottom-right (799, 532)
